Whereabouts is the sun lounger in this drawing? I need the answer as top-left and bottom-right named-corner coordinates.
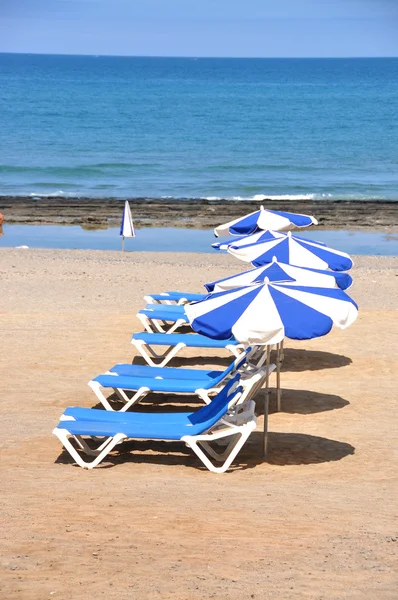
top-left (131, 331), bottom-right (246, 367)
top-left (136, 305), bottom-right (274, 366)
top-left (137, 304), bottom-right (188, 333)
top-left (88, 349), bottom-right (274, 411)
top-left (144, 291), bottom-right (206, 305)
top-left (62, 373), bottom-right (245, 423)
top-left (53, 376), bottom-right (257, 472)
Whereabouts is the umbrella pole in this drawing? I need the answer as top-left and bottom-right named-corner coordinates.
top-left (263, 345), bottom-right (270, 458)
top-left (276, 342), bottom-right (282, 412)
top-left (121, 236), bottom-right (125, 252)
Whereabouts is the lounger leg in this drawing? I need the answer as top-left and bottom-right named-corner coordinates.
top-left (132, 340), bottom-right (185, 367)
top-left (137, 313), bottom-right (159, 333)
top-left (184, 425), bottom-right (255, 473)
top-left (118, 387), bottom-right (150, 412)
top-left (88, 381), bottom-right (150, 412)
top-left (114, 388), bottom-right (131, 404)
top-left (162, 319), bottom-right (186, 334)
top-left (137, 314), bottom-right (175, 333)
top-left (88, 381), bottom-right (116, 411)
top-left (53, 429), bottom-right (127, 469)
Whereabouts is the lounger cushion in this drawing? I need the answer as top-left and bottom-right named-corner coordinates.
top-left (132, 332), bottom-right (239, 347)
top-left (147, 292), bottom-right (205, 302)
top-left (109, 363), bottom-right (224, 380)
top-left (59, 377), bottom-right (242, 438)
top-left (93, 374), bottom-right (225, 393)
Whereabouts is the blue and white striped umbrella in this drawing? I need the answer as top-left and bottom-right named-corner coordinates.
top-left (205, 259), bottom-right (352, 292)
top-left (228, 231), bottom-right (353, 272)
top-left (185, 281), bottom-right (358, 346)
top-left (214, 205), bottom-right (317, 237)
top-left (212, 229), bottom-right (326, 251)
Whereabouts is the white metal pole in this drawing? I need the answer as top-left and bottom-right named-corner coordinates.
top-left (263, 345), bottom-right (270, 458)
top-left (122, 235), bottom-right (125, 252)
top-left (276, 342), bottom-right (282, 412)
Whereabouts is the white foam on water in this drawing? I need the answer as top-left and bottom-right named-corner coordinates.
top-left (28, 190), bottom-right (78, 198)
top-left (201, 194), bottom-right (318, 201)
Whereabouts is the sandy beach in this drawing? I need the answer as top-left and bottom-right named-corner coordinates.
top-left (1, 196), bottom-right (398, 231)
top-left (1, 248), bottom-right (397, 599)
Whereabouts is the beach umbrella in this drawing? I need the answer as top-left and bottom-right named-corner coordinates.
top-left (185, 281), bottom-right (358, 455)
top-left (120, 201), bottom-right (135, 251)
top-left (205, 259), bottom-right (353, 292)
top-left (212, 229), bottom-right (326, 251)
top-left (228, 231), bottom-right (353, 272)
top-left (186, 281), bottom-right (358, 346)
top-left (214, 205), bottom-right (317, 237)
top-left (212, 235), bottom-right (252, 251)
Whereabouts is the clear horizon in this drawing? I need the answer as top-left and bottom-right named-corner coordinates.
top-left (1, 0), bottom-right (397, 58)
top-left (2, 52), bottom-right (398, 60)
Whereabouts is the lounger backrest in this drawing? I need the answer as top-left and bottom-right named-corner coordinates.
top-left (189, 375), bottom-right (242, 426)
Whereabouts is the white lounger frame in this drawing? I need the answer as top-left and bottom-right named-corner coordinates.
top-left (88, 362), bottom-right (275, 412)
top-left (131, 336), bottom-right (246, 368)
top-left (144, 294), bottom-right (191, 306)
top-left (137, 311), bottom-right (187, 334)
top-left (53, 400), bottom-right (257, 473)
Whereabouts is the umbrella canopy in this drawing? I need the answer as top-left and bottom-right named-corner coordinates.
top-left (214, 205), bottom-right (317, 237)
top-left (228, 231), bottom-right (353, 272)
top-left (120, 201), bottom-right (135, 238)
top-left (212, 234), bottom-right (260, 251)
top-left (185, 281), bottom-right (358, 346)
top-left (212, 229), bottom-right (326, 251)
top-left (205, 259), bottom-right (353, 292)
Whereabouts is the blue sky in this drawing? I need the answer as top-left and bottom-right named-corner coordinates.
top-left (1, 0), bottom-right (397, 57)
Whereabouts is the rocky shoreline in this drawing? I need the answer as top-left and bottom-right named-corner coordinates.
top-left (1, 196), bottom-right (398, 231)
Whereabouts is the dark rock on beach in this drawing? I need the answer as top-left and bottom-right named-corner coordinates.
top-left (0, 196), bottom-right (397, 231)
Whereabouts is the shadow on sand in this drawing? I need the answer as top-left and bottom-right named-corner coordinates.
top-left (131, 348), bottom-right (352, 371)
top-left (90, 385), bottom-right (349, 416)
top-left (253, 388), bottom-right (349, 415)
top-left (55, 430), bottom-right (354, 472)
top-left (281, 348), bottom-right (352, 372)
top-left (91, 391), bottom-right (204, 413)
top-left (131, 354), bottom-right (232, 368)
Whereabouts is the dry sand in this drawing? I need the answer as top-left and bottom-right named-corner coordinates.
top-left (0, 248), bottom-right (397, 599)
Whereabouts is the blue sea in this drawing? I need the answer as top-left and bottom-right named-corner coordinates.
top-left (0, 53), bottom-right (397, 201)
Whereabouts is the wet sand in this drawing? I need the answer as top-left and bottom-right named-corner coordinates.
top-left (0, 249), bottom-right (397, 599)
top-left (1, 196), bottom-right (398, 231)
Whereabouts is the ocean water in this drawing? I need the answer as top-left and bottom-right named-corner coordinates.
top-left (0, 53), bottom-right (397, 201)
top-left (1, 225), bottom-right (397, 256)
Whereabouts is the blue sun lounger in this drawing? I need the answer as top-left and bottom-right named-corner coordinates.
top-left (62, 373), bottom-right (244, 424)
top-left (137, 304), bottom-right (188, 333)
top-left (131, 331), bottom-right (245, 367)
top-left (144, 291), bottom-right (206, 305)
top-left (53, 376), bottom-right (257, 472)
top-left (88, 348), bottom-right (273, 411)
